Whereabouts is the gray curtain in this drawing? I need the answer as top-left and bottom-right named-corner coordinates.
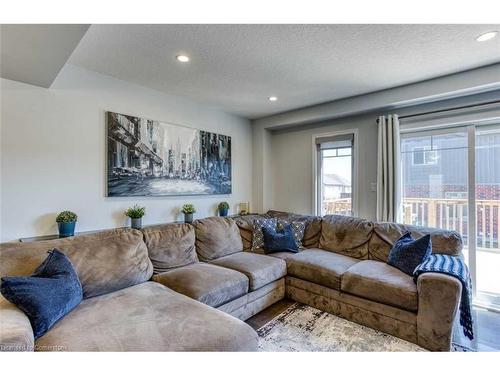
top-left (376, 114), bottom-right (402, 222)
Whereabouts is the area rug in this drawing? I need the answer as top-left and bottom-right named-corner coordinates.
top-left (257, 303), bottom-right (470, 352)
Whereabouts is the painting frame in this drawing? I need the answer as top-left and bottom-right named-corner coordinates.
top-left (106, 110), bottom-right (232, 197)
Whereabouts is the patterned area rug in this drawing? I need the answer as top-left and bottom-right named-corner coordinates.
top-left (257, 303), bottom-right (470, 352)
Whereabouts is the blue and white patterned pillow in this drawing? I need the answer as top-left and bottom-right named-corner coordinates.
top-left (251, 218), bottom-right (278, 250)
top-left (277, 219), bottom-right (306, 249)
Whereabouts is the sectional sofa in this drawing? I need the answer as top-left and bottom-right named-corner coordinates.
top-left (0, 211), bottom-right (463, 351)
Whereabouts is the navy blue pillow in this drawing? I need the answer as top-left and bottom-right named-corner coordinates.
top-left (262, 224), bottom-right (299, 254)
top-left (387, 232), bottom-right (432, 276)
top-left (0, 249), bottom-right (83, 339)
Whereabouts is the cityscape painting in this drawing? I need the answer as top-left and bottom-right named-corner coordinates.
top-left (106, 111), bottom-right (231, 196)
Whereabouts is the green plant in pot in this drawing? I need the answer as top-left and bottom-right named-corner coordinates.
top-left (218, 201), bottom-right (229, 217)
top-left (125, 204), bottom-right (145, 230)
top-left (182, 204), bottom-right (196, 223)
top-left (56, 210), bottom-right (78, 238)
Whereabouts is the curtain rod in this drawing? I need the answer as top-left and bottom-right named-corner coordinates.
top-left (376, 99), bottom-right (500, 122)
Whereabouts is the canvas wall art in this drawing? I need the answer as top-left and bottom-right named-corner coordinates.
top-left (106, 111), bottom-right (231, 196)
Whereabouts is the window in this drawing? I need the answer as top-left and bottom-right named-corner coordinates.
top-left (314, 132), bottom-right (356, 216)
top-left (412, 146), bottom-right (438, 165)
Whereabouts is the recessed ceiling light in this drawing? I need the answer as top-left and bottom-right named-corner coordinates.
top-left (268, 96), bottom-right (278, 102)
top-left (176, 55), bottom-right (190, 63)
top-left (476, 31), bottom-right (498, 42)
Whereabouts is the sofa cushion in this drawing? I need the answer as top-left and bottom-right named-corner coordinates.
top-left (0, 249), bottom-right (83, 339)
top-left (286, 248), bottom-right (360, 290)
top-left (152, 263), bottom-right (248, 307)
top-left (35, 282), bottom-right (258, 351)
top-left (341, 260), bottom-right (418, 312)
top-left (262, 224), bottom-right (299, 254)
top-left (251, 218), bottom-right (278, 251)
top-left (210, 252), bottom-right (286, 291)
top-left (248, 247), bottom-right (300, 261)
top-left (319, 215), bottom-right (373, 259)
top-left (267, 210), bottom-right (322, 248)
top-left (0, 229), bottom-right (153, 299)
top-left (387, 233), bottom-right (432, 276)
top-left (194, 217), bottom-right (243, 261)
top-left (369, 222), bottom-right (462, 262)
top-left (234, 214), bottom-right (270, 251)
top-left (0, 294), bottom-right (35, 351)
top-left (142, 223), bottom-right (198, 273)
top-left (277, 219), bottom-right (306, 248)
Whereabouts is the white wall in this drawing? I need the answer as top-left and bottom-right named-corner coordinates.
top-left (252, 62), bottom-right (500, 218)
top-left (267, 91), bottom-right (500, 220)
top-left (0, 64), bottom-right (252, 242)
top-left (270, 113), bottom-right (378, 219)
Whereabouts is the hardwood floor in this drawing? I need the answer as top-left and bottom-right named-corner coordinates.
top-left (453, 306), bottom-right (500, 351)
top-left (245, 299), bottom-right (296, 330)
top-left (246, 299), bottom-right (500, 351)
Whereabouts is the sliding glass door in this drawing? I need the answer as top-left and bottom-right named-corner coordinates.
top-left (401, 123), bottom-right (500, 310)
top-left (474, 125), bottom-right (500, 308)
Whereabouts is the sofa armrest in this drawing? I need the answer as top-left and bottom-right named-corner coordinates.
top-left (417, 273), bottom-right (462, 351)
top-left (0, 296), bottom-right (34, 351)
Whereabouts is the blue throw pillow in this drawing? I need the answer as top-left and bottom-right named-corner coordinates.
top-left (262, 224), bottom-right (299, 254)
top-left (387, 232), bottom-right (432, 276)
top-left (0, 249), bottom-right (83, 339)
top-left (251, 218), bottom-right (278, 250)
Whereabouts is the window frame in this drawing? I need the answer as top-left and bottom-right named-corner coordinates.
top-left (312, 129), bottom-right (359, 217)
top-left (411, 146), bottom-right (438, 166)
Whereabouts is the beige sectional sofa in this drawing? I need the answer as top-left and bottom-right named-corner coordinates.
top-left (260, 210), bottom-right (463, 352)
top-left (0, 211), bottom-right (463, 352)
top-left (0, 228), bottom-right (258, 351)
top-left (144, 218), bottom-right (286, 321)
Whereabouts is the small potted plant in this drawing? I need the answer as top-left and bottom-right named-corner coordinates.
top-left (125, 204), bottom-right (145, 229)
top-left (182, 204), bottom-right (196, 223)
top-left (56, 210), bottom-right (78, 238)
top-left (218, 202), bottom-right (230, 217)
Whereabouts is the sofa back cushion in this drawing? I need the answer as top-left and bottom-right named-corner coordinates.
top-left (319, 215), bottom-right (373, 259)
top-left (142, 223), bottom-right (198, 273)
top-left (302, 218), bottom-right (322, 248)
top-left (0, 229), bottom-right (153, 298)
top-left (194, 217), bottom-right (243, 261)
top-left (369, 222), bottom-right (462, 262)
top-left (266, 210), bottom-right (322, 248)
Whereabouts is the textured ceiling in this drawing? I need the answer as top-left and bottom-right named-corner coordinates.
top-left (69, 24), bottom-right (500, 119)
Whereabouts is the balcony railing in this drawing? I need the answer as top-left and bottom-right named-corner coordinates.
top-left (323, 197), bottom-right (500, 251)
top-left (323, 198), bottom-right (352, 216)
top-left (403, 198), bottom-right (500, 251)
